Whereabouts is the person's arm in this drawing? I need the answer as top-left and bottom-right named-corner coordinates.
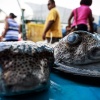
top-left (42, 20), bottom-right (54, 40)
top-left (2, 20), bottom-right (9, 38)
top-left (88, 12), bottom-right (94, 33)
top-left (68, 11), bottom-right (74, 27)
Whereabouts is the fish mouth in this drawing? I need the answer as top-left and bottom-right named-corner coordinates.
top-left (53, 62), bottom-right (100, 78)
top-left (0, 81), bottom-right (50, 96)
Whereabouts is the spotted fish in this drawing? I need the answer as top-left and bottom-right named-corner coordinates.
top-left (54, 31), bottom-right (100, 77)
top-left (0, 41), bottom-right (54, 96)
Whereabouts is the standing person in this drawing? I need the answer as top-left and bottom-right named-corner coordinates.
top-left (1, 13), bottom-right (21, 41)
top-left (68, 0), bottom-right (94, 33)
top-left (42, 0), bottom-right (62, 43)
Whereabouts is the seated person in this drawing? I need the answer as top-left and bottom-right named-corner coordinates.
top-left (62, 26), bottom-right (71, 37)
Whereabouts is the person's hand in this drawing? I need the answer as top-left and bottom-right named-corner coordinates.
top-left (67, 26), bottom-right (71, 31)
top-left (42, 33), bottom-right (46, 40)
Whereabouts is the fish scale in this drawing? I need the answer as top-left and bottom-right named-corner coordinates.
top-left (54, 31), bottom-right (98, 65)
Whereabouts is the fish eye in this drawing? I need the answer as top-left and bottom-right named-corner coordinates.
top-left (66, 32), bottom-right (82, 45)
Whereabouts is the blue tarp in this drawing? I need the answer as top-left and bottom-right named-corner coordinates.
top-left (1, 73), bottom-right (100, 100)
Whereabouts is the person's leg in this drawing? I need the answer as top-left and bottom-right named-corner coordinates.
top-left (46, 37), bottom-right (61, 44)
top-left (52, 38), bottom-right (61, 43)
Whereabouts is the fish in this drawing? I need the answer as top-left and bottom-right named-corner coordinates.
top-left (0, 41), bottom-right (54, 96)
top-left (54, 31), bottom-right (100, 77)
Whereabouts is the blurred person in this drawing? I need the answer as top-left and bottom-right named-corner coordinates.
top-left (1, 13), bottom-right (21, 41)
top-left (92, 17), bottom-right (98, 33)
top-left (62, 28), bottom-right (66, 37)
top-left (68, 0), bottom-right (94, 33)
top-left (0, 16), bottom-right (8, 41)
top-left (42, 0), bottom-right (62, 43)
top-left (88, 17), bottom-right (98, 33)
top-left (5, 16), bottom-right (9, 21)
top-left (62, 26), bottom-right (71, 37)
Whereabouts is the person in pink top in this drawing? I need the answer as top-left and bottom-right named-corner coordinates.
top-left (68, 0), bottom-right (94, 33)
